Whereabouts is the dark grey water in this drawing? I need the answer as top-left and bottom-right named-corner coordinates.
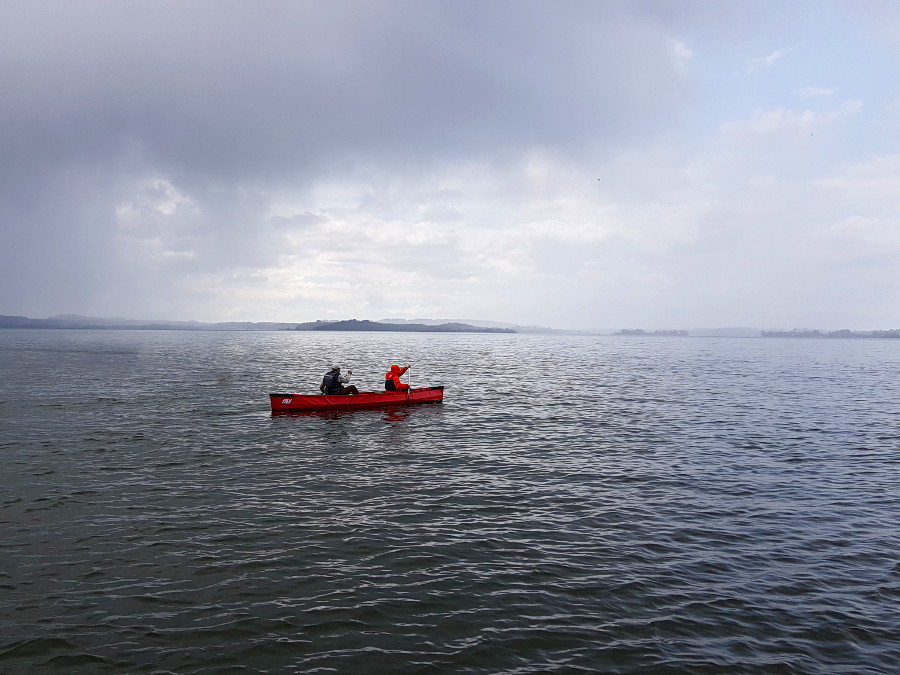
top-left (2, 329), bottom-right (900, 674)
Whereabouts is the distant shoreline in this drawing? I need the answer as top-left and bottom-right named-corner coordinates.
top-left (760, 329), bottom-right (900, 339)
top-left (0, 314), bottom-right (595, 334)
top-left (3, 314), bottom-right (898, 338)
top-left (614, 328), bottom-right (900, 339)
top-left (0, 314), bottom-right (514, 334)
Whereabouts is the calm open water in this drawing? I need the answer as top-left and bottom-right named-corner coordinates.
top-left (2, 328), bottom-right (900, 674)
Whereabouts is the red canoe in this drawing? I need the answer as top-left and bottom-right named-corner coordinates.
top-left (269, 386), bottom-right (445, 413)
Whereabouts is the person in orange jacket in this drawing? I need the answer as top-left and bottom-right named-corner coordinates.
top-left (384, 364), bottom-right (411, 391)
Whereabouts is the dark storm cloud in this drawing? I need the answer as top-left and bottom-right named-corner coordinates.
top-left (0, 1), bottom-right (688, 187)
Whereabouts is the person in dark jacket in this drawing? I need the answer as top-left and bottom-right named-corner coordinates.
top-left (384, 364), bottom-right (410, 391)
top-left (320, 365), bottom-right (359, 395)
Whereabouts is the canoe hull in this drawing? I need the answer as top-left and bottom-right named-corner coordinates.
top-left (269, 386), bottom-right (444, 412)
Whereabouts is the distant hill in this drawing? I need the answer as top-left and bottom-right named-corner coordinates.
top-left (688, 327), bottom-right (761, 338)
top-left (0, 314), bottom-right (304, 331)
top-left (380, 317), bottom-right (593, 334)
top-left (613, 327), bottom-right (761, 337)
top-left (0, 314), bottom-right (514, 333)
top-left (615, 329), bottom-right (688, 336)
top-left (311, 319), bottom-right (515, 333)
top-left (380, 317), bottom-right (518, 328)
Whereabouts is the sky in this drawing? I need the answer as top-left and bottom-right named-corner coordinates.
top-left (2, 0), bottom-right (899, 331)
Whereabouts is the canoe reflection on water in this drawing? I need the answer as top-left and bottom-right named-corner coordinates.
top-left (270, 404), bottom-right (437, 426)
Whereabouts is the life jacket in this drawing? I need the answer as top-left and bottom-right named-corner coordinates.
top-left (322, 371), bottom-right (342, 394)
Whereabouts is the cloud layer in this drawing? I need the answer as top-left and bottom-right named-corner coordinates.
top-left (2, 0), bottom-right (899, 329)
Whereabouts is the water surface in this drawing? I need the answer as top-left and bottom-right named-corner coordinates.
top-left (2, 329), bottom-right (899, 673)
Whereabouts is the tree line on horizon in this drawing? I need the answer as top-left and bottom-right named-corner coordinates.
top-left (761, 328), bottom-right (900, 339)
top-left (0, 314), bottom-right (515, 333)
top-left (297, 319), bottom-right (515, 333)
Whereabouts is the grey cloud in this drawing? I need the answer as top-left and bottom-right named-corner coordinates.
top-left (5, 1), bottom-right (896, 328)
top-left (1, 1), bottom-right (690, 186)
top-left (1, 0), bottom-right (694, 318)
